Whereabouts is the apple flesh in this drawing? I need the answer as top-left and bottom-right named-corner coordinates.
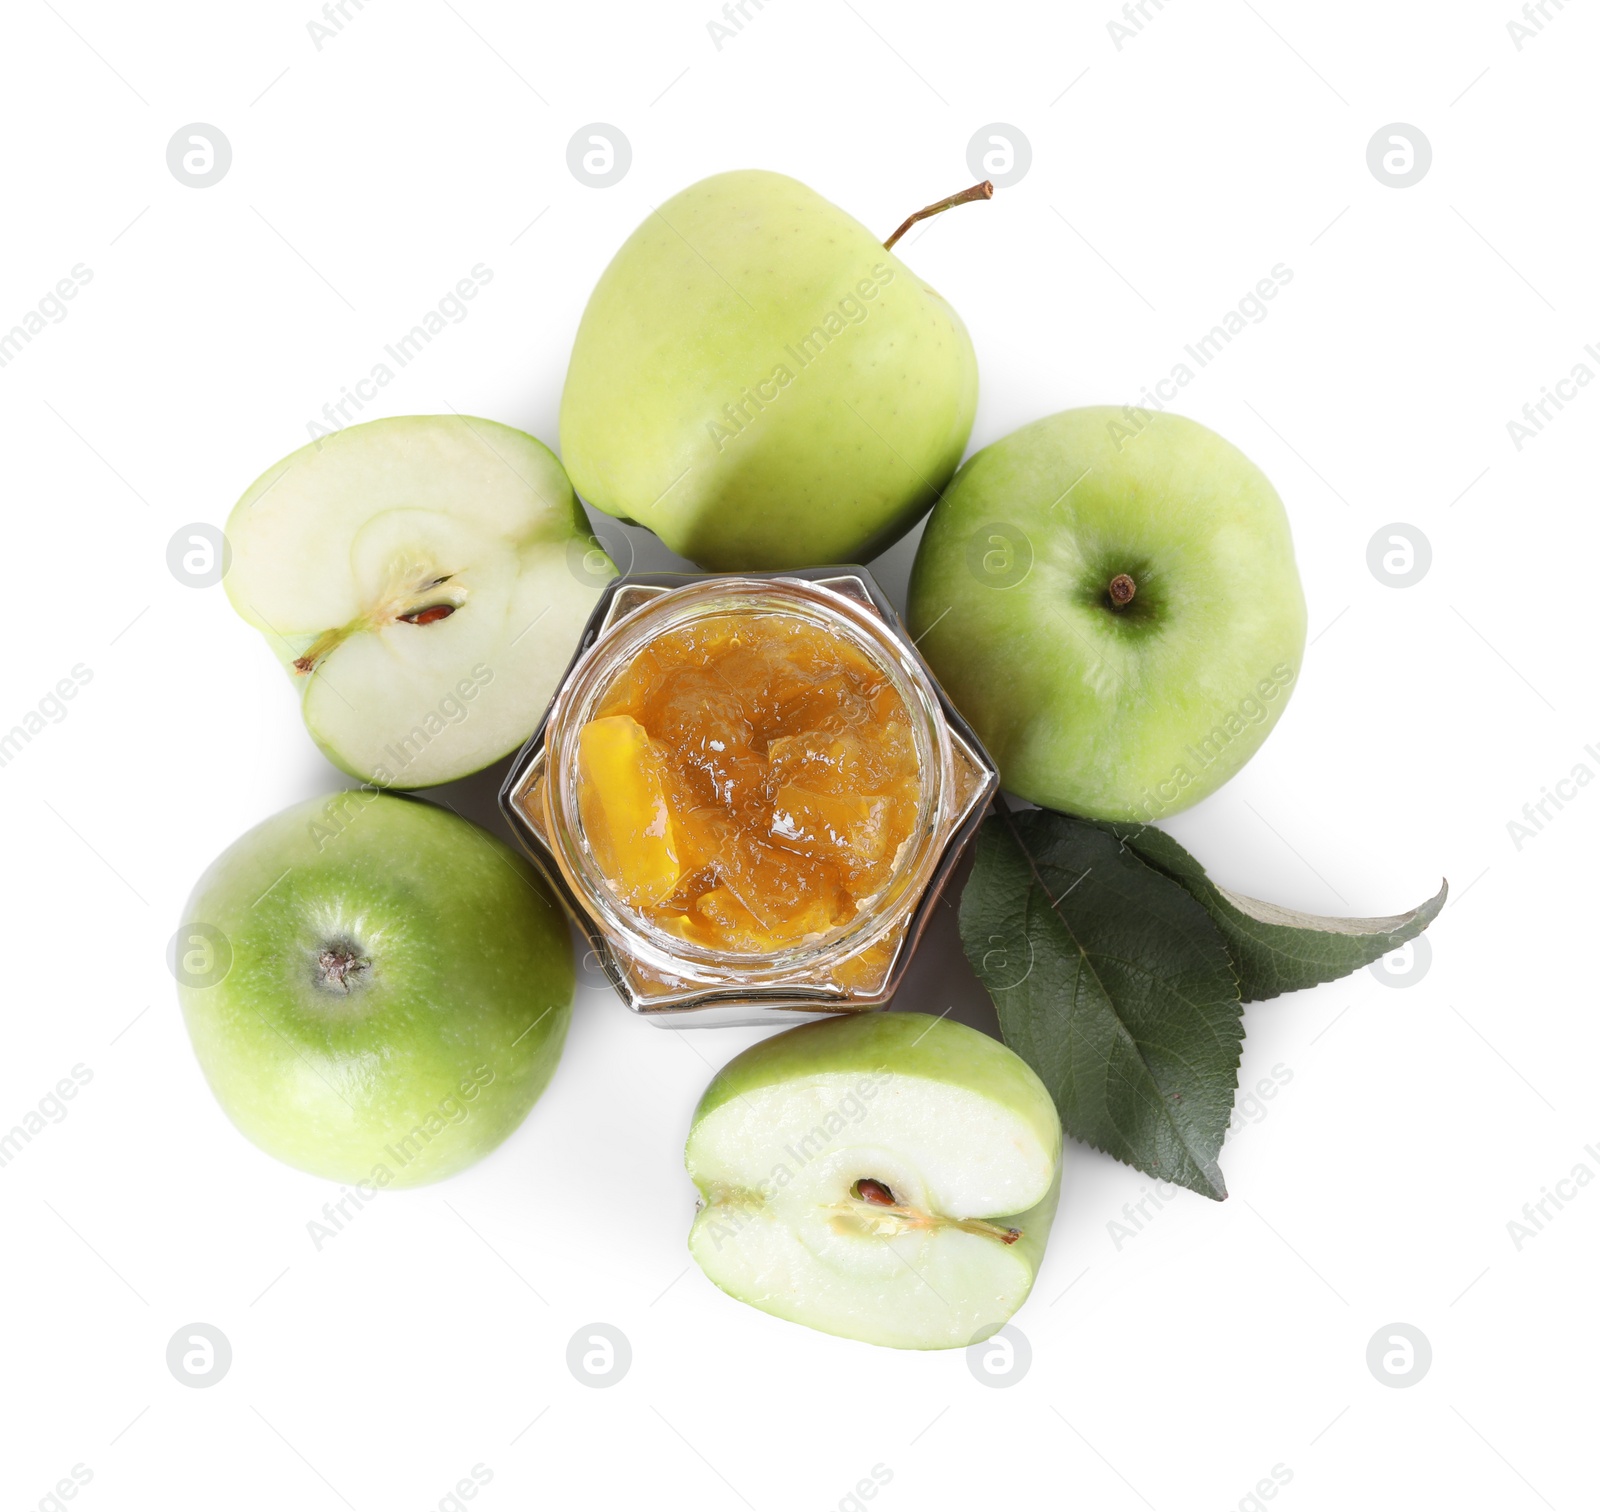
top-left (908, 408), bottom-right (1307, 821)
top-left (177, 792), bottom-right (573, 1186)
top-left (685, 1012), bottom-right (1061, 1350)
top-left (560, 170), bottom-right (979, 571)
top-left (225, 415), bottom-right (613, 788)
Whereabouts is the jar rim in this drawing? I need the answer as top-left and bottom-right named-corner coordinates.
top-left (539, 576), bottom-right (956, 985)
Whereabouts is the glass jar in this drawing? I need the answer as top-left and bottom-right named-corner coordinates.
top-left (499, 568), bottom-right (997, 1027)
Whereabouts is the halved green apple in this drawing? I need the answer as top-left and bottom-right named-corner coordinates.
top-left (225, 415), bottom-right (613, 787)
top-left (686, 1012), bottom-right (1062, 1350)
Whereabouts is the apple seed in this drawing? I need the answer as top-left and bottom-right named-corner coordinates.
top-left (398, 604), bottom-right (457, 626)
top-left (853, 1178), bottom-right (897, 1206)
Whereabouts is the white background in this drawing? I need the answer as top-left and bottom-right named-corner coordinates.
top-left (2, 2), bottom-right (1596, 1508)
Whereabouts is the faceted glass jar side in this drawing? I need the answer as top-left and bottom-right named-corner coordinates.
top-left (499, 568), bottom-right (998, 1028)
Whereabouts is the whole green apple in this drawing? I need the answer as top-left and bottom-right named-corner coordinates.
top-left (560, 170), bottom-right (981, 570)
top-left (685, 1011), bottom-right (1061, 1350)
top-left (176, 792), bottom-right (573, 1186)
top-left (225, 415), bottom-right (613, 788)
top-left (907, 408), bottom-right (1307, 821)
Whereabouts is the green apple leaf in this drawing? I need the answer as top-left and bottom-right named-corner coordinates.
top-left (958, 807), bottom-right (1243, 1201)
top-left (1102, 822), bottom-right (1447, 1003)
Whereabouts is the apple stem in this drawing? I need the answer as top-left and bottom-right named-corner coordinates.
top-left (1108, 573), bottom-right (1137, 609)
top-left (883, 180), bottom-right (994, 252)
top-left (293, 624), bottom-right (351, 675)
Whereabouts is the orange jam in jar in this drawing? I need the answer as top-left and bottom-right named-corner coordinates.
top-left (574, 612), bottom-right (922, 952)
top-left (502, 572), bottom-right (1002, 1023)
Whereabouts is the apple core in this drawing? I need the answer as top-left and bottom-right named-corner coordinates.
top-left (840, 1177), bottom-right (1024, 1245)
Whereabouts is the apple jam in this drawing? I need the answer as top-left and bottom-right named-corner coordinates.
top-left (500, 571), bottom-right (1002, 1024)
top-left (574, 612), bottom-right (923, 953)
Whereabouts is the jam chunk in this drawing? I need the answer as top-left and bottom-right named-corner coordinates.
top-left (576, 715), bottom-right (680, 905)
